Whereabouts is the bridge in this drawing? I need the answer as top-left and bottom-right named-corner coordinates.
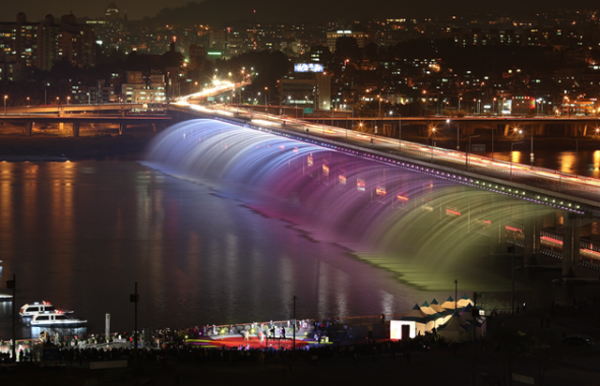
top-left (167, 101), bottom-right (600, 278)
top-left (0, 103), bottom-right (171, 136)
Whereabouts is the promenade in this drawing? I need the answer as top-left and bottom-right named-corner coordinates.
top-left (1, 302), bottom-right (599, 385)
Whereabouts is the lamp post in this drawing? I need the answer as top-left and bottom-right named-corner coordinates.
top-left (26, 97), bottom-right (30, 113)
top-left (130, 282), bottom-right (139, 363)
top-left (431, 127), bottom-right (436, 162)
top-left (6, 274), bottom-right (16, 362)
top-left (264, 86), bottom-right (268, 108)
top-left (466, 135), bottom-right (481, 171)
top-left (447, 119), bottom-right (460, 150)
top-left (293, 296), bottom-right (297, 351)
top-left (390, 110), bottom-right (402, 150)
top-left (518, 129), bottom-right (534, 165)
top-left (4, 95), bottom-right (7, 115)
top-left (454, 279), bottom-right (458, 313)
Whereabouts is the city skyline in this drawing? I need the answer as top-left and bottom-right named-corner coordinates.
top-left (8, 0), bottom-right (600, 24)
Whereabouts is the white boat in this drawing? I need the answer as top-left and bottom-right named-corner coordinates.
top-left (20, 301), bottom-right (73, 317)
top-left (30, 311), bottom-right (87, 327)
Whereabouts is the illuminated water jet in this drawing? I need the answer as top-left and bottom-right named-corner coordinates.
top-left (144, 119), bottom-right (554, 291)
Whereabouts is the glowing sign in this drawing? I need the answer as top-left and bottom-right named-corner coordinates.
top-left (376, 187), bottom-right (386, 196)
top-left (339, 175), bottom-right (346, 185)
top-left (294, 63), bottom-right (324, 73)
top-left (397, 194), bottom-right (409, 202)
top-left (307, 155), bottom-right (313, 167)
top-left (322, 164), bottom-right (329, 176)
top-left (357, 178), bottom-right (366, 191)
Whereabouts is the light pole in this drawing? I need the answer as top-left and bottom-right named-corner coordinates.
top-left (454, 279), bottom-right (458, 313)
top-left (67, 96), bottom-right (70, 105)
top-left (293, 296), bottom-right (297, 351)
top-left (518, 129), bottom-right (534, 165)
top-left (130, 282), bottom-right (139, 363)
top-left (431, 127), bottom-right (436, 162)
top-left (3, 95), bottom-right (7, 115)
top-left (390, 110), bottom-right (402, 150)
top-left (6, 274), bottom-right (16, 362)
top-left (447, 119), bottom-right (460, 150)
top-left (264, 86), bottom-right (268, 108)
top-left (466, 135), bottom-right (481, 171)
top-left (26, 97), bottom-right (30, 113)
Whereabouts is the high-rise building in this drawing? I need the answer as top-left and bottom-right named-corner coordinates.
top-left (37, 14), bottom-right (95, 71)
top-left (0, 13), bottom-right (39, 71)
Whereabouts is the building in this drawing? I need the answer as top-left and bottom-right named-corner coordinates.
top-left (0, 12), bottom-right (39, 72)
top-left (37, 14), bottom-right (95, 71)
top-left (326, 30), bottom-right (369, 52)
top-left (121, 71), bottom-right (166, 103)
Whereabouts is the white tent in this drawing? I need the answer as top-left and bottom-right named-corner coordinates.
top-left (401, 304), bottom-right (434, 335)
top-left (420, 301), bottom-right (445, 328)
top-left (441, 296), bottom-right (460, 312)
top-left (437, 317), bottom-right (467, 343)
top-left (457, 294), bottom-right (474, 308)
top-left (429, 298), bottom-right (452, 324)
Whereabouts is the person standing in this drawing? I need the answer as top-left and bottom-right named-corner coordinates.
top-left (282, 327), bottom-right (286, 340)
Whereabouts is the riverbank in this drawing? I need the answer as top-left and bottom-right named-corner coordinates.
top-left (2, 305), bottom-right (599, 386)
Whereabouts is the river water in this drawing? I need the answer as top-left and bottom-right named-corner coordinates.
top-left (0, 120), bottom-right (597, 339)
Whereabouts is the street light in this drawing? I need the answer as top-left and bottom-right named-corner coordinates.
top-left (67, 96), bottom-right (70, 105)
top-left (264, 86), bottom-right (268, 107)
top-left (447, 119), bottom-right (460, 150)
top-left (390, 110), bottom-right (402, 151)
top-left (3, 95), bottom-right (7, 115)
top-left (518, 129), bottom-right (534, 165)
top-left (454, 279), bottom-right (458, 313)
top-left (430, 127), bottom-right (436, 162)
top-left (293, 296), bottom-right (297, 351)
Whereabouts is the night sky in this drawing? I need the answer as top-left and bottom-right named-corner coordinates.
top-left (6, 0), bottom-right (600, 23)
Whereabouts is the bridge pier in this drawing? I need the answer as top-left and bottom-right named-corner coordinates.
top-left (23, 121), bottom-right (34, 136)
top-left (523, 211), bottom-right (541, 266)
top-left (72, 122), bottom-right (80, 137)
top-left (562, 213), bottom-right (580, 277)
top-left (119, 122), bottom-right (126, 135)
top-left (489, 196), bottom-right (506, 254)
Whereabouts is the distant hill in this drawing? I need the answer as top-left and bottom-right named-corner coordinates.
top-left (145, 0), bottom-right (595, 27)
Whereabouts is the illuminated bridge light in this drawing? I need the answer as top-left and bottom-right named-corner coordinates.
top-left (397, 194), bottom-right (409, 202)
top-left (446, 208), bottom-right (461, 216)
